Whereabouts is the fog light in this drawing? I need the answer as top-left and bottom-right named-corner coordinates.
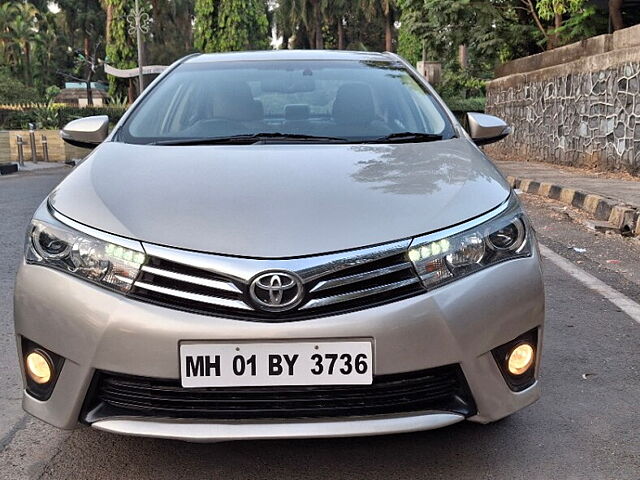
top-left (507, 343), bottom-right (534, 375)
top-left (491, 328), bottom-right (538, 392)
top-left (26, 351), bottom-right (52, 384)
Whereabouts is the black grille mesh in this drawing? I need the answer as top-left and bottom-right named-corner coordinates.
top-left (83, 365), bottom-right (476, 422)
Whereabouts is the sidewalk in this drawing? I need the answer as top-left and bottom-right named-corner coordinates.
top-left (0, 161), bottom-right (72, 177)
top-left (494, 160), bottom-right (640, 236)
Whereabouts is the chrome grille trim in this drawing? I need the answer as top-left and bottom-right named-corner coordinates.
top-left (310, 262), bottom-right (411, 293)
top-left (301, 277), bottom-right (420, 310)
top-left (132, 238), bottom-right (425, 320)
top-left (140, 266), bottom-right (241, 293)
top-left (141, 240), bottom-right (411, 284)
top-left (134, 282), bottom-right (252, 311)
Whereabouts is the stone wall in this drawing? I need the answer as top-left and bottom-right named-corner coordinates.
top-left (485, 24), bottom-right (640, 175)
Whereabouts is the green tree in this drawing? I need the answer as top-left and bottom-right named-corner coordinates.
top-left (6, 2), bottom-right (41, 87)
top-left (147, 0), bottom-right (195, 64)
top-left (56, 0), bottom-right (105, 57)
top-left (397, 27), bottom-right (422, 65)
top-left (31, 11), bottom-right (61, 90)
top-left (308, 0), bottom-right (323, 48)
top-left (215, 0), bottom-right (269, 51)
top-left (274, 0), bottom-right (389, 51)
top-left (0, 67), bottom-right (40, 103)
top-left (397, 0), bottom-right (537, 99)
top-left (533, 0), bottom-right (594, 48)
top-left (362, 0), bottom-right (396, 51)
top-left (104, 0), bottom-right (137, 98)
top-left (194, 0), bottom-right (269, 53)
top-left (324, 0), bottom-right (348, 49)
top-left (194, 0), bottom-right (220, 52)
top-left (275, 0), bottom-right (322, 49)
top-left (274, 0), bottom-right (296, 49)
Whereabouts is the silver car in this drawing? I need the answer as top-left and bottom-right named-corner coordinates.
top-left (15, 50), bottom-right (544, 442)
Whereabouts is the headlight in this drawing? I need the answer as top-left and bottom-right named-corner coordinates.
top-left (26, 208), bottom-right (146, 293)
top-left (408, 193), bottom-right (531, 290)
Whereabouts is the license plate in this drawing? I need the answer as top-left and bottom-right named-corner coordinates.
top-left (179, 341), bottom-right (373, 388)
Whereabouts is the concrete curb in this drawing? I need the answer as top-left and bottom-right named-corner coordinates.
top-left (506, 176), bottom-right (640, 237)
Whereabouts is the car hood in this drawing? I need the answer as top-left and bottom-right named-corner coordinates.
top-left (49, 139), bottom-right (510, 258)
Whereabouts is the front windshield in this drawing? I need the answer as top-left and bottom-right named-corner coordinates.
top-left (119, 59), bottom-right (455, 144)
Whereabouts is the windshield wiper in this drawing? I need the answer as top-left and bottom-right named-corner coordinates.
top-left (151, 133), bottom-right (349, 146)
top-left (365, 132), bottom-right (444, 144)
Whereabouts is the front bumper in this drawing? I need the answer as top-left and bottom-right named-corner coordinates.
top-left (14, 247), bottom-right (544, 441)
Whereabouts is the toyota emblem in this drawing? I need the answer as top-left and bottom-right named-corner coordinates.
top-left (249, 271), bottom-right (304, 312)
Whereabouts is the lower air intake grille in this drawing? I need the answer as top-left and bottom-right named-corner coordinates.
top-left (82, 365), bottom-right (476, 422)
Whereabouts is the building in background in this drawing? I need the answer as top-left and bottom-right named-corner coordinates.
top-left (53, 83), bottom-right (109, 107)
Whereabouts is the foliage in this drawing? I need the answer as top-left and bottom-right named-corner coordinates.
top-left (398, 0), bottom-right (537, 68)
top-left (32, 102), bottom-right (63, 129)
top-left (0, 68), bottom-right (42, 104)
top-left (361, 0), bottom-right (396, 51)
top-left (0, 0), bottom-right (625, 108)
top-left (342, 5), bottom-right (387, 52)
top-left (195, 0), bottom-right (269, 52)
top-left (536, 0), bottom-right (585, 19)
top-left (442, 96), bottom-right (486, 114)
top-left (0, 104), bottom-right (127, 130)
top-left (397, 28), bottom-right (422, 66)
top-left (56, 0), bottom-right (105, 71)
top-left (274, 0), bottom-right (389, 51)
top-left (108, 92), bottom-right (129, 108)
top-left (147, 0), bottom-right (196, 65)
top-left (105, 0), bottom-right (138, 98)
top-left (520, 0), bottom-right (600, 49)
top-left (45, 85), bottom-right (61, 102)
top-left (396, 0), bottom-right (610, 101)
top-left (553, 5), bottom-right (600, 45)
top-left (1, 3), bottom-right (43, 87)
top-left (214, 0), bottom-right (270, 51)
top-left (437, 66), bottom-right (487, 99)
top-left (194, 0), bottom-right (220, 52)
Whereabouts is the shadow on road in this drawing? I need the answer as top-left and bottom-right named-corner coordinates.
top-left (42, 416), bottom-right (548, 479)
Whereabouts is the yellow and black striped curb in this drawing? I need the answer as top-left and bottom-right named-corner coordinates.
top-left (506, 176), bottom-right (640, 237)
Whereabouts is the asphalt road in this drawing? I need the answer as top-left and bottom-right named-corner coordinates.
top-left (1, 169), bottom-right (639, 480)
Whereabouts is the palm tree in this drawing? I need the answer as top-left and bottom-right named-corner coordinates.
top-left (323, 0), bottom-right (348, 49)
top-left (0, 3), bottom-right (18, 68)
top-left (34, 11), bottom-right (58, 89)
top-left (275, 0), bottom-right (296, 48)
top-left (362, 0), bottom-right (396, 52)
top-left (276, 0), bottom-right (323, 49)
top-left (309, 0), bottom-right (323, 49)
top-left (8, 2), bottom-right (40, 86)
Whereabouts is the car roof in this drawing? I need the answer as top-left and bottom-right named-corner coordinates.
top-left (184, 49), bottom-right (397, 64)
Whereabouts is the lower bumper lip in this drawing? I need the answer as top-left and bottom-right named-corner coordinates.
top-left (91, 412), bottom-right (466, 442)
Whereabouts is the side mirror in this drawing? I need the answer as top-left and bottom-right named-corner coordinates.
top-left (60, 115), bottom-right (109, 149)
top-left (465, 112), bottom-right (511, 146)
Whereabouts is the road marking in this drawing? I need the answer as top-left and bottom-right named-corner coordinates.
top-left (539, 244), bottom-right (640, 324)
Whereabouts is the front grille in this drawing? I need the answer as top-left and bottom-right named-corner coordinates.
top-left (128, 241), bottom-right (425, 321)
top-left (82, 365), bottom-right (476, 422)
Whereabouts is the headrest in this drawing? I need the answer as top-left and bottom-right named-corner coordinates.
top-left (285, 104), bottom-right (310, 121)
top-left (212, 81), bottom-right (263, 122)
top-left (332, 83), bottom-right (376, 125)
